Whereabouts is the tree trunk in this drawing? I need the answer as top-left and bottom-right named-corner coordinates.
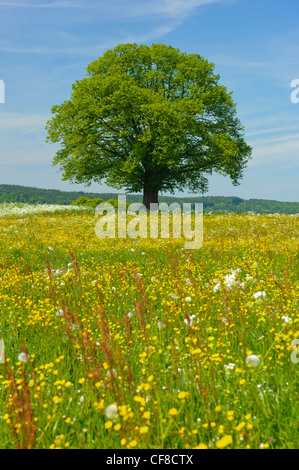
top-left (143, 187), bottom-right (159, 211)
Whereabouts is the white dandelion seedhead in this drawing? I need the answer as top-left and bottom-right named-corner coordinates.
top-left (55, 309), bottom-right (64, 317)
top-left (106, 368), bottom-right (117, 379)
top-left (18, 352), bottom-right (29, 363)
top-left (246, 355), bottom-right (261, 367)
top-left (105, 404), bottom-right (118, 419)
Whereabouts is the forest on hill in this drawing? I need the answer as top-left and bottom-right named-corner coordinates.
top-left (0, 184), bottom-right (298, 214)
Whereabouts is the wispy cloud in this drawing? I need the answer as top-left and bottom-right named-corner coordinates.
top-left (1, 0), bottom-right (297, 201)
top-left (251, 132), bottom-right (299, 148)
top-left (0, 1), bottom-right (91, 8)
top-left (116, 0), bottom-right (226, 19)
top-left (0, 0), bottom-right (228, 56)
top-left (249, 139), bottom-right (299, 168)
top-left (246, 125), bottom-right (299, 138)
top-left (210, 30), bottom-right (299, 87)
top-left (0, 0), bottom-right (224, 13)
top-left (0, 111), bottom-right (49, 133)
top-left (0, 25), bottom-right (177, 56)
top-left (243, 109), bottom-right (299, 168)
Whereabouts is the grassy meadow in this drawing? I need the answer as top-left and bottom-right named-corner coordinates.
top-left (0, 204), bottom-right (298, 449)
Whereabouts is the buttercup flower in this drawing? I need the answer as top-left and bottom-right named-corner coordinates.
top-left (216, 435), bottom-right (233, 449)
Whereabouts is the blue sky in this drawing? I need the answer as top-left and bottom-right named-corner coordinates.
top-left (0, 0), bottom-right (298, 202)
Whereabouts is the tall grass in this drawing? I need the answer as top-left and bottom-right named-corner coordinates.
top-left (0, 211), bottom-right (298, 449)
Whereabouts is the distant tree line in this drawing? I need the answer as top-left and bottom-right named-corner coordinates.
top-left (71, 196), bottom-right (129, 210)
top-left (0, 184), bottom-right (298, 214)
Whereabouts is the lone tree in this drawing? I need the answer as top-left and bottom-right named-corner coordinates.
top-left (46, 43), bottom-right (252, 209)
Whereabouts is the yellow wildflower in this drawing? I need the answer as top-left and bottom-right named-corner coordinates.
top-left (216, 435), bottom-right (233, 449)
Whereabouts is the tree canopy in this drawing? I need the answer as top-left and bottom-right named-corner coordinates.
top-left (46, 43), bottom-right (252, 209)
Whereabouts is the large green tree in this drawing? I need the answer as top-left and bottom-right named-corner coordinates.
top-left (46, 43), bottom-right (252, 209)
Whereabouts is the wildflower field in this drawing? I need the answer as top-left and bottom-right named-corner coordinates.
top-left (0, 204), bottom-right (298, 449)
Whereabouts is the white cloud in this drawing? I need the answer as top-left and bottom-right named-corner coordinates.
top-left (119, 0), bottom-right (225, 19)
top-left (250, 133), bottom-right (299, 147)
top-left (246, 125), bottom-right (299, 138)
top-left (248, 138), bottom-right (299, 168)
top-left (0, 1), bottom-right (90, 8)
top-left (0, 111), bottom-right (49, 132)
top-left (209, 29), bottom-right (299, 86)
top-left (0, 0), bottom-right (228, 56)
top-left (244, 110), bottom-right (299, 169)
top-left (0, 0), bottom-right (230, 56)
top-left (0, 0), bottom-right (225, 14)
